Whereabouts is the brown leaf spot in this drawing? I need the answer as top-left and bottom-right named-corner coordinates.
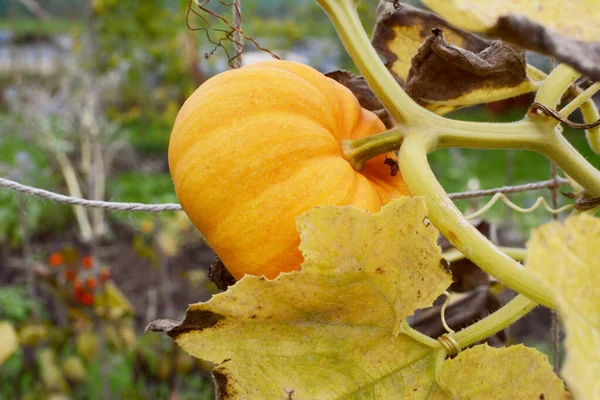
top-left (145, 309), bottom-right (226, 340)
top-left (376, 267), bottom-right (385, 274)
top-left (439, 258), bottom-right (451, 272)
top-left (213, 366), bottom-right (236, 399)
top-left (447, 231), bottom-right (458, 243)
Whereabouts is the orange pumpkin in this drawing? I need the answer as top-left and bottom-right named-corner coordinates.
top-left (168, 60), bottom-right (409, 280)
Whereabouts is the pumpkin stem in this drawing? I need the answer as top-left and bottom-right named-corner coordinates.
top-left (341, 125), bottom-right (406, 171)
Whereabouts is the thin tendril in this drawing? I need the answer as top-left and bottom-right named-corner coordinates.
top-left (465, 193), bottom-right (574, 221)
top-left (186, 0), bottom-right (279, 67)
top-left (529, 102), bottom-right (600, 129)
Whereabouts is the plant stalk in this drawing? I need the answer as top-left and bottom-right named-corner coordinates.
top-left (341, 126), bottom-right (406, 169)
top-left (541, 127), bottom-right (600, 197)
top-left (443, 247), bottom-right (527, 264)
top-left (560, 82), bottom-right (600, 118)
top-left (452, 295), bottom-right (537, 349)
top-left (397, 131), bottom-right (555, 309)
top-left (535, 64), bottom-right (580, 109)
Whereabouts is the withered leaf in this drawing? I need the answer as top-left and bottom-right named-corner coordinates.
top-left (373, 2), bottom-right (490, 85)
top-left (372, 2), bottom-right (541, 114)
top-left (423, 0), bottom-right (600, 81)
top-left (325, 70), bottom-right (396, 128)
top-left (406, 28), bottom-right (529, 104)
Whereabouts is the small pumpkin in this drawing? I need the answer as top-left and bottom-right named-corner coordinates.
top-left (168, 60), bottom-right (409, 280)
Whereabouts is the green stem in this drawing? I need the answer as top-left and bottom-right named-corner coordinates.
top-left (560, 82), bottom-right (600, 118)
top-left (433, 121), bottom-right (600, 198)
top-left (534, 64), bottom-right (580, 109)
top-left (443, 247), bottom-right (527, 264)
top-left (453, 295), bottom-right (537, 349)
top-left (397, 131), bottom-right (555, 309)
top-left (317, 0), bottom-right (430, 124)
top-left (399, 320), bottom-right (440, 349)
top-left (344, 120), bottom-right (545, 170)
top-left (577, 85), bottom-right (600, 154)
top-left (341, 126), bottom-right (406, 169)
top-left (541, 128), bottom-right (600, 197)
top-left (436, 120), bottom-right (546, 151)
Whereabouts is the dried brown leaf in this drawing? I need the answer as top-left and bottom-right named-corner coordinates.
top-left (423, 0), bottom-right (600, 81)
top-left (372, 2), bottom-right (540, 114)
top-left (325, 70), bottom-right (396, 128)
top-left (406, 28), bottom-right (529, 103)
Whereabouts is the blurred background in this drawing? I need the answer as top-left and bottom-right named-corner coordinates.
top-left (0, 1), bottom-right (598, 399)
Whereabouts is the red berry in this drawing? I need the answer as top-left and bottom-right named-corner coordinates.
top-left (48, 252), bottom-right (64, 267)
top-left (64, 270), bottom-right (77, 281)
top-left (72, 279), bottom-right (84, 292)
top-left (78, 292), bottom-right (94, 307)
top-left (85, 277), bottom-right (97, 290)
top-left (81, 255), bottom-right (94, 270)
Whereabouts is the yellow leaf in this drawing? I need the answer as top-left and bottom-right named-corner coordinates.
top-left (149, 197), bottom-right (566, 398)
top-left (18, 323), bottom-right (48, 346)
top-left (527, 214), bottom-right (600, 400)
top-left (296, 197), bottom-right (449, 335)
top-left (422, 0), bottom-right (600, 81)
top-left (94, 282), bottom-right (134, 320)
top-left (62, 355), bottom-right (87, 382)
top-left (38, 348), bottom-right (69, 392)
top-left (372, 3), bottom-right (542, 114)
top-left (76, 332), bottom-right (99, 360)
top-left (436, 344), bottom-right (568, 399)
top-left (158, 230), bottom-right (178, 257)
top-left (0, 321), bottom-right (18, 365)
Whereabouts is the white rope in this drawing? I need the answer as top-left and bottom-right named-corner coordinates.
top-left (0, 176), bottom-right (571, 213)
top-left (0, 177), bottom-right (181, 212)
top-left (448, 177), bottom-right (569, 200)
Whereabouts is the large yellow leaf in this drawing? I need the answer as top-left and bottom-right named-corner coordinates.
top-left (527, 214), bottom-right (600, 400)
top-left (0, 321), bottom-right (18, 365)
top-left (371, 3), bottom-right (543, 115)
top-left (148, 197), bottom-right (567, 399)
top-left (422, 0), bottom-right (600, 81)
